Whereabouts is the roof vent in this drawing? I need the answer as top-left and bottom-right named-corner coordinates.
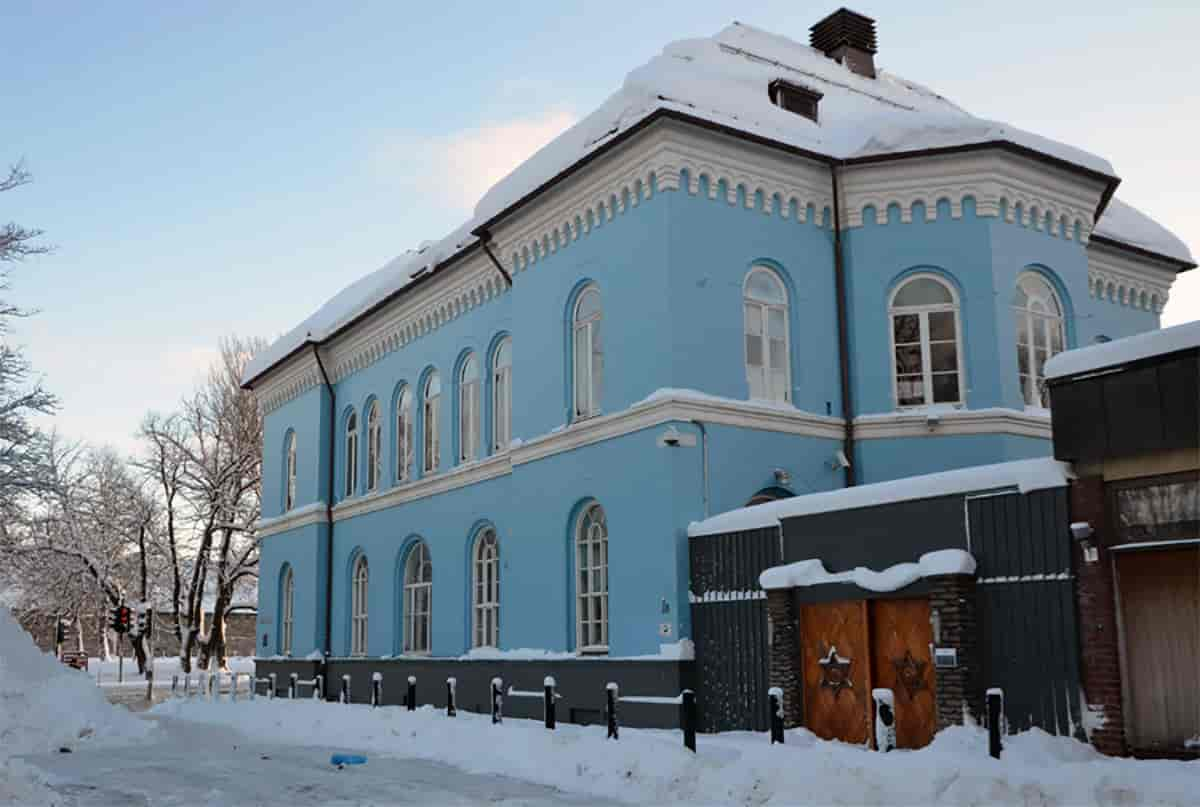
top-left (810, 8), bottom-right (877, 79)
top-left (769, 79), bottom-right (823, 122)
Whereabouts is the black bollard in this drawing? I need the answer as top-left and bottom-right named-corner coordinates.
top-left (768, 686), bottom-right (785, 744)
top-left (289, 672), bottom-right (298, 700)
top-left (681, 689), bottom-right (697, 752)
top-left (371, 672), bottom-right (382, 707)
top-left (544, 676), bottom-right (556, 730)
top-left (987, 688), bottom-right (1004, 759)
top-left (315, 674), bottom-right (325, 701)
top-left (605, 682), bottom-right (618, 740)
top-left (491, 677), bottom-right (503, 724)
top-left (407, 675), bottom-right (416, 711)
top-left (446, 677), bottom-right (457, 717)
top-left (341, 674), bottom-right (351, 705)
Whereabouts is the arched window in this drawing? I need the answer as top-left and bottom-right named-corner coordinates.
top-left (396, 386), bottom-right (413, 483)
top-left (492, 338), bottom-right (512, 453)
top-left (403, 541), bottom-right (432, 655)
top-left (351, 555), bottom-right (368, 657)
top-left (1013, 273), bottom-right (1066, 408)
top-left (889, 275), bottom-right (964, 407)
top-left (572, 286), bottom-right (603, 418)
top-left (366, 401), bottom-right (381, 492)
top-left (344, 412), bottom-right (359, 497)
top-left (575, 503), bottom-right (609, 653)
top-left (284, 432), bottom-right (297, 512)
top-left (472, 528), bottom-right (500, 648)
top-left (459, 354), bottom-right (481, 463)
top-left (423, 372), bottom-right (441, 474)
top-left (281, 565), bottom-right (294, 656)
top-left (743, 267), bottom-right (790, 402)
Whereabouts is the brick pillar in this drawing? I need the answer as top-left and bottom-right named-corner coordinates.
top-left (928, 574), bottom-right (981, 729)
top-left (766, 589), bottom-right (803, 727)
top-left (1071, 475), bottom-right (1127, 757)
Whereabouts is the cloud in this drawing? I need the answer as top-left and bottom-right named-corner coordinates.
top-left (373, 109), bottom-right (578, 214)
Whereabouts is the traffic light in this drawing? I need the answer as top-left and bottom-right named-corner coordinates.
top-left (109, 607), bottom-right (122, 633)
top-left (109, 605), bottom-right (132, 635)
top-left (54, 619), bottom-right (66, 646)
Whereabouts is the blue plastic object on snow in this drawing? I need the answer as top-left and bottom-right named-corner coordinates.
top-left (330, 754), bottom-right (367, 767)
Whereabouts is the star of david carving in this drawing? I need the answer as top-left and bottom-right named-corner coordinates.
top-left (892, 649), bottom-right (928, 700)
top-left (818, 645), bottom-right (853, 699)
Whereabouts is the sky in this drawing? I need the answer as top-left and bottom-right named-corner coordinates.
top-left (2, 0), bottom-right (1197, 454)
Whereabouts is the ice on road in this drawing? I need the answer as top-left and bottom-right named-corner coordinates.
top-left (22, 715), bottom-right (610, 806)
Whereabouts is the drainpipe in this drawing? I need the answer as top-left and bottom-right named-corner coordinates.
top-left (830, 164), bottom-right (857, 487)
top-left (311, 342), bottom-right (336, 679)
top-left (476, 229), bottom-right (513, 287)
top-left (688, 420), bottom-right (710, 519)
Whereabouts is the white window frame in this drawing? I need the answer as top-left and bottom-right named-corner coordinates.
top-left (344, 412), bottom-right (358, 497)
top-left (575, 503), bottom-right (609, 654)
top-left (459, 354), bottom-right (480, 463)
top-left (423, 373), bottom-right (441, 474)
top-left (887, 274), bottom-right (965, 409)
top-left (743, 266), bottom-right (791, 403)
top-left (572, 286), bottom-right (602, 419)
top-left (396, 386), bottom-right (413, 483)
top-left (350, 555), bottom-right (368, 657)
top-left (1013, 273), bottom-right (1066, 409)
top-left (403, 541), bottom-right (432, 656)
top-left (472, 528), bottom-right (500, 649)
top-left (366, 401), bottom-right (381, 492)
top-left (281, 566), bottom-right (294, 656)
top-left (492, 338), bottom-right (512, 453)
top-left (284, 432), bottom-right (297, 512)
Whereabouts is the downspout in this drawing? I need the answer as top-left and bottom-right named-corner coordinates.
top-left (688, 420), bottom-right (710, 519)
top-left (830, 164), bottom-right (857, 487)
top-left (311, 342), bottom-right (336, 681)
top-left (476, 229), bottom-right (513, 287)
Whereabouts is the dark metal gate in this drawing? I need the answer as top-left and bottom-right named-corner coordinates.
top-left (689, 526), bottom-right (780, 732)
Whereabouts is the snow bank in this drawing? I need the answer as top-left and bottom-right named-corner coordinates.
top-left (153, 698), bottom-right (1200, 806)
top-left (690, 457), bottom-right (1073, 537)
top-left (760, 549), bottom-right (976, 591)
top-left (0, 608), bottom-right (151, 758)
top-left (1045, 317), bottom-right (1200, 380)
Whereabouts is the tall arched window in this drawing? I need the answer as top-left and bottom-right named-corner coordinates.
top-left (459, 354), bottom-right (481, 463)
top-left (889, 275), bottom-right (964, 407)
top-left (351, 555), bottom-right (368, 657)
top-left (284, 432), bottom-right (297, 512)
top-left (396, 386), bottom-right (413, 483)
top-left (472, 528), bottom-right (500, 648)
top-left (344, 412), bottom-right (359, 497)
top-left (575, 503), bottom-right (609, 653)
top-left (366, 401), bottom-right (381, 492)
top-left (743, 266), bottom-right (790, 402)
top-left (492, 338), bottom-right (512, 452)
top-left (403, 541), bottom-right (432, 655)
top-left (572, 286), bottom-right (603, 419)
top-left (423, 372), bottom-right (441, 474)
top-left (281, 565), bottom-right (294, 656)
top-left (1013, 273), bottom-right (1066, 408)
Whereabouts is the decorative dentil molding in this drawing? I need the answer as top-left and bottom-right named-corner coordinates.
top-left (1085, 242), bottom-right (1175, 313)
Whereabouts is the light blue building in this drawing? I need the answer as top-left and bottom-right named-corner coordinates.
top-left (245, 11), bottom-right (1193, 690)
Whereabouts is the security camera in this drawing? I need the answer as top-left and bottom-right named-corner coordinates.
top-left (1070, 521), bottom-right (1093, 541)
top-left (831, 450), bottom-right (851, 469)
top-left (662, 426), bottom-right (682, 447)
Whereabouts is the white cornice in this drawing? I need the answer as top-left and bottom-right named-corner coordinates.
top-left (257, 502), bottom-right (329, 538)
top-left (333, 452), bottom-right (511, 523)
top-left (254, 350), bottom-right (323, 416)
top-left (838, 150), bottom-right (1106, 240)
top-left (853, 408), bottom-right (1052, 440)
top-left (1086, 241), bottom-right (1176, 312)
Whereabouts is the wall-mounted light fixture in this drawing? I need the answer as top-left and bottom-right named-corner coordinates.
top-left (773, 468), bottom-right (791, 485)
top-left (1071, 521), bottom-right (1099, 563)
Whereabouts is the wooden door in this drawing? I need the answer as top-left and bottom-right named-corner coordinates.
top-left (800, 600), bottom-right (871, 745)
top-left (870, 598), bottom-right (937, 749)
top-left (1117, 548), bottom-right (1200, 751)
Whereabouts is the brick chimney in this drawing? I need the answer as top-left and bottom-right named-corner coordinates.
top-left (810, 8), bottom-right (877, 79)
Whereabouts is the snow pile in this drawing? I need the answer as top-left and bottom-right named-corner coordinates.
top-left (760, 549), bottom-right (976, 591)
top-left (1045, 317), bottom-right (1200, 380)
top-left (1094, 197), bottom-right (1195, 265)
top-left (154, 698), bottom-right (1200, 805)
top-left (690, 457), bottom-right (1073, 537)
top-left (0, 608), bottom-right (151, 758)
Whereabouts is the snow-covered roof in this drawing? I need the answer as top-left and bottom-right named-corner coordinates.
top-left (1044, 317), bottom-right (1200, 380)
top-left (688, 457), bottom-right (1074, 537)
top-left (759, 549), bottom-right (976, 591)
top-left (244, 21), bottom-right (1190, 387)
top-left (1093, 197), bottom-right (1194, 266)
